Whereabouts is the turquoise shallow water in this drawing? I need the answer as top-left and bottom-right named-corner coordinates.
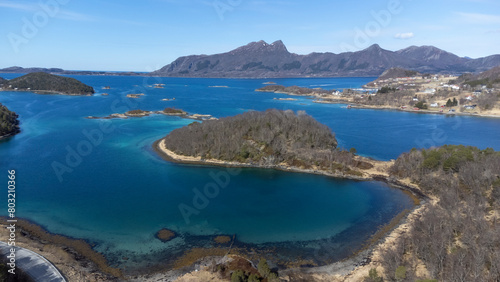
top-left (1, 74), bottom-right (499, 270)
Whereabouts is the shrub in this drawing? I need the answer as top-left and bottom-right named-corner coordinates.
top-left (365, 268), bottom-right (383, 282)
top-left (415, 101), bottom-right (428, 109)
top-left (257, 259), bottom-right (271, 278)
top-left (268, 272), bottom-right (279, 282)
top-left (248, 273), bottom-right (260, 282)
top-left (395, 266), bottom-right (406, 281)
top-left (231, 270), bottom-right (246, 282)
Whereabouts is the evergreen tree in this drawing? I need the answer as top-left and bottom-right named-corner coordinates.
top-left (446, 99), bottom-right (453, 107)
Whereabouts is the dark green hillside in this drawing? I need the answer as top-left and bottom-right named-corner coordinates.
top-left (6, 72), bottom-right (94, 95)
top-left (0, 77), bottom-right (6, 86)
top-left (0, 103), bottom-right (20, 137)
top-left (162, 109), bottom-right (364, 174)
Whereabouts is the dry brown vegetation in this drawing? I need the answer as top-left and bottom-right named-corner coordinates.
top-left (374, 145), bottom-right (500, 281)
top-left (163, 109), bottom-right (370, 176)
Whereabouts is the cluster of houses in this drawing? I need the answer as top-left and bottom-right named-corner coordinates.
top-left (376, 74), bottom-right (456, 85)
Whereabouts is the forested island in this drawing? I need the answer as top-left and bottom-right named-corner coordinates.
top-left (157, 109), bottom-right (373, 178)
top-left (1, 72), bottom-right (94, 95)
top-left (0, 103), bottom-right (20, 138)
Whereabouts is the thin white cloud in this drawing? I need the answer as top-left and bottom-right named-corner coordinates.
top-left (0, 1), bottom-right (95, 22)
top-left (394, 32), bottom-right (414, 39)
top-left (0, 2), bottom-right (37, 12)
top-left (455, 12), bottom-right (500, 24)
top-left (56, 10), bottom-right (97, 22)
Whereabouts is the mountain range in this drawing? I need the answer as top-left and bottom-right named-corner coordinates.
top-left (151, 40), bottom-right (500, 78)
top-left (2, 41), bottom-right (500, 78)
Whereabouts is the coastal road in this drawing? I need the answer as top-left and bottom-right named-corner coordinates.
top-left (0, 241), bottom-right (66, 282)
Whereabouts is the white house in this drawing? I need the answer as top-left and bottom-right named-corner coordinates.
top-left (424, 88), bottom-right (436, 94)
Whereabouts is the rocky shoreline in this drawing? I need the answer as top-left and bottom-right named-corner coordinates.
top-left (0, 218), bottom-right (121, 281)
top-left (86, 108), bottom-right (217, 121)
top-left (154, 139), bottom-right (378, 181)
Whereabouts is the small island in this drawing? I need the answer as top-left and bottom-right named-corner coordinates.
top-left (1, 72), bottom-right (94, 96)
top-left (273, 97), bottom-right (298, 101)
top-left (126, 93), bottom-right (145, 98)
top-left (0, 103), bottom-right (20, 139)
top-left (155, 109), bottom-right (373, 178)
top-left (86, 107), bottom-right (217, 121)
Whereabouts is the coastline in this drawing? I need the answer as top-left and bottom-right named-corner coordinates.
top-left (151, 137), bottom-right (430, 281)
top-left (0, 131), bottom-right (20, 140)
top-left (345, 103), bottom-right (500, 119)
top-left (154, 139), bottom-right (385, 181)
top-left (153, 139), bottom-right (424, 203)
top-left (279, 200), bottom-right (429, 281)
top-left (0, 218), bottom-right (120, 281)
top-left (257, 89), bottom-right (500, 119)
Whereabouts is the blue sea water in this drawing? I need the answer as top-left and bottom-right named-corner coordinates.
top-left (1, 74), bottom-right (499, 270)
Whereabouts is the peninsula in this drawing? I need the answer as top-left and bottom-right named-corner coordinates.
top-left (156, 109), bottom-right (375, 179)
top-left (1, 72), bottom-right (94, 96)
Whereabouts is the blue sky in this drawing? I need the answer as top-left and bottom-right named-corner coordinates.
top-left (1, 0), bottom-right (499, 71)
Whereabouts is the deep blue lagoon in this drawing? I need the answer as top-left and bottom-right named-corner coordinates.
top-left (1, 74), bottom-right (499, 271)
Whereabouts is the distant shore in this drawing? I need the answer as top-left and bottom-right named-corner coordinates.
top-left (258, 88), bottom-right (500, 119)
top-left (338, 102), bottom-right (500, 119)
